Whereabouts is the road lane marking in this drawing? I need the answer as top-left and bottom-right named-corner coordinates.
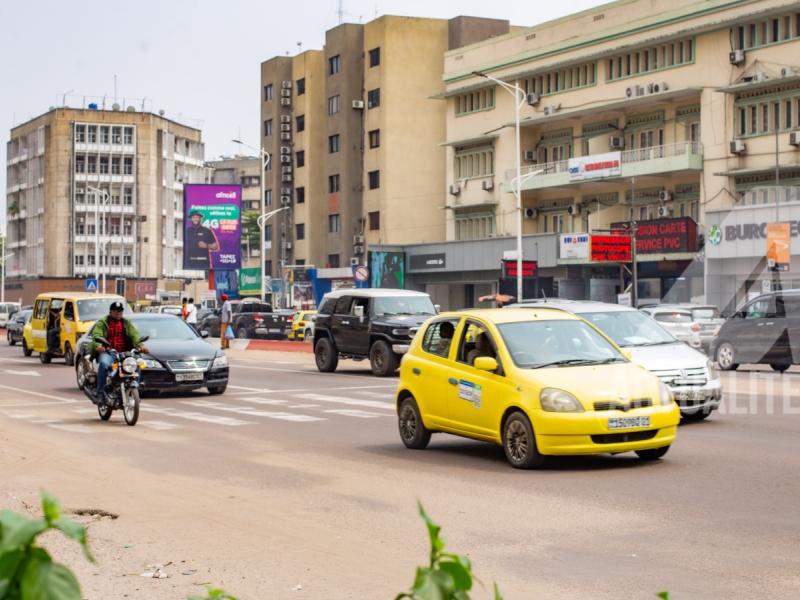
top-left (3, 369), bottom-right (40, 377)
top-left (293, 393), bottom-right (395, 411)
top-left (0, 384), bottom-right (79, 403)
top-left (181, 399), bottom-right (325, 422)
top-left (235, 397), bottom-right (289, 406)
top-left (140, 420), bottom-right (180, 431)
top-left (322, 409), bottom-right (387, 419)
top-left (48, 423), bottom-right (92, 434)
top-left (144, 405), bottom-right (253, 426)
top-left (289, 403), bottom-right (321, 409)
top-left (0, 400), bottom-right (83, 408)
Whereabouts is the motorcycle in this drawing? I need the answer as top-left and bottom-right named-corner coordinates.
top-left (77, 336), bottom-right (150, 426)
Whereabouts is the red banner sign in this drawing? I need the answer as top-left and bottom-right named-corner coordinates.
top-left (502, 260), bottom-right (537, 278)
top-left (611, 217), bottom-right (698, 254)
top-left (591, 235), bottom-right (632, 262)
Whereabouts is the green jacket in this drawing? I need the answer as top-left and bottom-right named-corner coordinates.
top-left (89, 316), bottom-right (142, 360)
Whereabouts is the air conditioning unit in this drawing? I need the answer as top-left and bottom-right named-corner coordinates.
top-left (789, 131), bottom-right (800, 146)
top-left (626, 86), bottom-right (645, 98)
top-left (523, 150), bottom-right (537, 162)
top-left (281, 80), bottom-right (292, 89)
top-left (648, 82), bottom-right (669, 94)
top-left (543, 105), bottom-right (559, 116)
top-left (481, 179), bottom-right (494, 191)
top-left (284, 242), bottom-right (292, 250)
top-left (567, 203), bottom-right (581, 216)
top-left (349, 257), bottom-right (360, 266)
top-left (353, 234), bottom-right (365, 245)
top-left (730, 139), bottom-right (747, 155)
top-left (781, 66), bottom-right (798, 78)
top-left (449, 184), bottom-right (461, 196)
top-left (280, 132), bottom-right (291, 141)
top-left (282, 174), bottom-right (293, 183)
top-left (281, 187), bottom-right (292, 195)
top-left (657, 205), bottom-right (673, 218)
top-left (281, 165), bottom-right (292, 174)
top-left (658, 190), bottom-right (673, 202)
top-left (609, 135), bottom-right (625, 150)
top-left (524, 207), bottom-right (538, 219)
top-left (280, 88), bottom-right (291, 98)
top-left (729, 49), bottom-right (745, 65)
top-left (280, 98), bottom-right (291, 106)
top-left (280, 146), bottom-right (291, 155)
top-left (526, 93), bottom-right (540, 106)
top-left (353, 245), bottom-right (364, 255)
top-left (280, 195), bottom-right (291, 206)
top-left (280, 124), bottom-right (291, 132)
top-left (352, 100), bottom-right (365, 109)
top-left (280, 155), bottom-right (291, 164)
top-left (280, 115), bottom-right (291, 123)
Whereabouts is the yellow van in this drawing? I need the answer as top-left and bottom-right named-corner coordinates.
top-left (29, 292), bottom-right (129, 365)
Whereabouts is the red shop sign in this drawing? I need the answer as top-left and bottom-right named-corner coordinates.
top-left (612, 217), bottom-right (698, 254)
top-left (591, 234), bottom-right (632, 262)
top-left (502, 259), bottom-right (538, 278)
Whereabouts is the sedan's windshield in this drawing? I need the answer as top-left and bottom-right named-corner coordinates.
top-left (692, 307), bottom-right (719, 320)
top-left (77, 298), bottom-right (130, 321)
top-left (131, 317), bottom-right (199, 340)
top-left (497, 319), bottom-right (624, 368)
top-left (373, 296), bottom-right (436, 316)
top-left (580, 311), bottom-right (677, 347)
top-left (653, 311), bottom-right (692, 323)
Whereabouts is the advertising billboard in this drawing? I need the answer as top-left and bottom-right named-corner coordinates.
top-left (591, 234), bottom-right (632, 262)
top-left (238, 268), bottom-right (261, 296)
top-left (567, 151), bottom-right (622, 181)
top-left (369, 251), bottom-right (405, 288)
top-left (611, 217), bottom-right (698, 254)
top-left (767, 222), bottom-right (791, 271)
top-left (559, 234), bottom-right (590, 259)
top-left (183, 184), bottom-right (242, 271)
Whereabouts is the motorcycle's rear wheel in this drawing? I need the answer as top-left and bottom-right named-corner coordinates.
top-left (122, 386), bottom-right (140, 426)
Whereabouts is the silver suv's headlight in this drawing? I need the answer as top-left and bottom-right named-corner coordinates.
top-left (540, 388), bottom-right (584, 412)
top-left (659, 381), bottom-right (674, 406)
top-left (122, 357), bottom-right (138, 374)
top-left (707, 359), bottom-right (720, 381)
top-left (212, 355), bottom-right (229, 368)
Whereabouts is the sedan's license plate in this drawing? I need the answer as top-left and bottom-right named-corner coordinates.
top-left (674, 390), bottom-right (705, 401)
top-left (608, 416), bottom-right (650, 430)
top-left (175, 372), bottom-right (204, 382)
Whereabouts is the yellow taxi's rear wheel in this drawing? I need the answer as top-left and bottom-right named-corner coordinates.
top-left (502, 411), bottom-right (545, 469)
top-left (398, 396), bottom-right (431, 449)
top-left (635, 446), bottom-right (670, 460)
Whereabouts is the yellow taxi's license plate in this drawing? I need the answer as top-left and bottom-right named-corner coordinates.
top-left (608, 416), bottom-right (650, 430)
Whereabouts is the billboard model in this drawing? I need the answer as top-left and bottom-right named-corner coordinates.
top-left (183, 184), bottom-right (242, 271)
top-left (369, 251), bottom-right (405, 288)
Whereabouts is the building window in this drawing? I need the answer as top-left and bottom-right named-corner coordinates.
top-left (264, 119), bottom-right (273, 137)
top-left (265, 189), bottom-right (273, 207)
top-left (369, 47), bottom-right (381, 67)
top-left (296, 187), bottom-right (305, 204)
top-left (100, 126), bottom-right (110, 144)
top-left (369, 129), bottom-right (380, 148)
top-left (328, 134), bottom-right (340, 153)
top-left (111, 157), bottom-right (121, 174)
top-left (735, 88), bottom-right (800, 138)
top-left (735, 10), bottom-right (800, 50)
top-left (606, 38), bottom-right (693, 81)
top-left (329, 54), bottom-right (341, 75)
top-left (75, 156), bottom-right (85, 173)
top-left (87, 156), bottom-right (97, 174)
top-left (328, 214), bottom-right (341, 233)
top-left (123, 127), bottom-right (134, 144)
top-left (87, 126), bottom-right (97, 143)
top-left (296, 115), bottom-right (305, 132)
top-left (368, 170), bottom-right (380, 189)
top-left (295, 223), bottom-right (305, 240)
top-left (454, 145), bottom-right (494, 179)
top-left (327, 254), bottom-right (340, 268)
top-left (369, 211), bottom-right (380, 230)
top-left (296, 150), bottom-right (305, 168)
top-left (123, 254), bottom-right (132, 267)
top-left (367, 88), bottom-right (381, 109)
top-left (112, 127), bottom-right (122, 144)
top-left (123, 157), bottom-right (133, 175)
top-left (297, 78), bottom-right (306, 95)
top-left (75, 255), bottom-right (84, 266)
top-left (522, 62), bottom-right (597, 97)
top-left (123, 187), bottom-right (133, 205)
top-left (99, 156), bottom-right (109, 174)
top-left (264, 84), bottom-right (273, 101)
top-left (328, 95), bottom-right (340, 115)
top-left (264, 224), bottom-right (272, 242)
top-left (455, 213), bottom-right (496, 241)
top-left (75, 124), bottom-right (85, 142)
top-left (329, 174), bottom-right (340, 193)
top-left (454, 87), bottom-right (496, 116)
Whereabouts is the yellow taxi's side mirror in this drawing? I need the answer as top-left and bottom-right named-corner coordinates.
top-left (622, 350), bottom-right (633, 361)
top-left (474, 356), bottom-right (498, 372)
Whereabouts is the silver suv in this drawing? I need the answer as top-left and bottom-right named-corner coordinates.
top-left (509, 299), bottom-right (722, 420)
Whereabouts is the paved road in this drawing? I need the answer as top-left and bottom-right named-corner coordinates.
top-left (0, 340), bottom-right (798, 599)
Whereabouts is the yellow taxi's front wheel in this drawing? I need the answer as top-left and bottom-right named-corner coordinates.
top-left (398, 396), bottom-right (431, 449)
top-left (502, 411), bottom-right (545, 469)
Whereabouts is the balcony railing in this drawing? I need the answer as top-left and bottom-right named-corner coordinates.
top-left (505, 141), bottom-right (703, 190)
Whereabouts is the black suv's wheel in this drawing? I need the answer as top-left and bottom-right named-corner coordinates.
top-left (502, 411), bottom-right (545, 469)
top-left (636, 446), bottom-right (670, 460)
top-left (315, 337), bottom-right (338, 372)
top-left (770, 363), bottom-right (790, 373)
top-left (398, 396), bottom-right (431, 449)
top-left (715, 342), bottom-right (738, 371)
top-left (369, 340), bottom-right (398, 377)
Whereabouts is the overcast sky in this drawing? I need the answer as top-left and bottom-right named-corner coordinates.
top-left (0, 0), bottom-right (605, 229)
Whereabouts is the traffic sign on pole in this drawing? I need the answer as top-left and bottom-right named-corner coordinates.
top-left (86, 278), bottom-right (98, 292)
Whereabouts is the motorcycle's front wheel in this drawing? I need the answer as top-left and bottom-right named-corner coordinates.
top-left (122, 386), bottom-right (140, 426)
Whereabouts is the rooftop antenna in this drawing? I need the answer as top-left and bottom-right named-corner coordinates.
top-left (296, 41), bottom-right (302, 53)
top-left (114, 74), bottom-right (117, 105)
top-left (337, 0), bottom-right (344, 23)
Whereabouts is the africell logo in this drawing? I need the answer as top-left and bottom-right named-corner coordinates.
top-left (215, 191), bottom-right (237, 199)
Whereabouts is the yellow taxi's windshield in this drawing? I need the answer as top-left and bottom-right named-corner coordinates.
top-left (497, 319), bottom-right (624, 369)
top-left (76, 298), bottom-right (130, 321)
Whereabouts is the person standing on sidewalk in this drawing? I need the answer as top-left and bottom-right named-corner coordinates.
top-left (219, 294), bottom-right (232, 349)
top-left (186, 298), bottom-right (198, 332)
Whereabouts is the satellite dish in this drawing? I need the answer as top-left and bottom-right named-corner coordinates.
top-left (158, 109), bottom-right (165, 116)
top-left (112, 103), bottom-right (121, 111)
top-left (126, 105), bottom-right (135, 112)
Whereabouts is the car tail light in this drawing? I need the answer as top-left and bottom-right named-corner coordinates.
top-left (287, 316), bottom-right (294, 322)
top-left (690, 322), bottom-right (701, 332)
top-left (254, 316), bottom-right (264, 322)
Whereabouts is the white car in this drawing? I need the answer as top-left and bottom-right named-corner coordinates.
top-left (510, 300), bottom-right (722, 420)
top-left (640, 306), bottom-right (702, 349)
top-left (0, 302), bottom-right (21, 328)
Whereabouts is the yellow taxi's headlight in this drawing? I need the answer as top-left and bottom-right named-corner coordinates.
top-left (659, 381), bottom-right (674, 406)
top-left (540, 388), bottom-right (584, 413)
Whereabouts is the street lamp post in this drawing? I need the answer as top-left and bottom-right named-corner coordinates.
top-left (258, 207), bottom-right (290, 304)
top-left (232, 139), bottom-right (272, 303)
top-left (0, 229), bottom-right (13, 303)
top-left (474, 71), bottom-right (528, 301)
top-left (87, 186), bottom-right (110, 294)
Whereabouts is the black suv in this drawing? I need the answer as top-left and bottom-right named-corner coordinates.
top-left (711, 289), bottom-right (800, 372)
top-left (313, 289), bottom-right (437, 376)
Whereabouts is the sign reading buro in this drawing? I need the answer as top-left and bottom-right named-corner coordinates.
top-left (560, 234), bottom-right (590, 259)
top-left (568, 151), bottom-right (621, 181)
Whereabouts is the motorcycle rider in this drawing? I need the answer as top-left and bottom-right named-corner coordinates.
top-left (89, 301), bottom-right (148, 406)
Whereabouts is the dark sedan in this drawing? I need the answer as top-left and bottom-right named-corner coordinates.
top-left (6, 309), bottom-right (32, 346)
top-left (75, 314), bottom-right (229, 395)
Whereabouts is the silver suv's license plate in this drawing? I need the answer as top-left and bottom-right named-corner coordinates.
top-left (608, 416), bottom-right (650, 430)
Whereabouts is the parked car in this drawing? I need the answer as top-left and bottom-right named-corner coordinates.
top-left (397, 308), bottom-right (679, 468)
top-left (287, 310), bottom-right (317, 341)
top-left (6, 309), bottom-right (32, 346)
top-left (314, 289), bottom-right (437, 376)
top-left (75, 313), bottom-right (229, 395)
top-left (509, 299), bottom-right (722, 419)
top-left (0, 302), bottom-right (21, 328)
top-left (711, 290), bottom-right (800, 372)
top-left (653, 303), bottom-right (724, 351)
top-left (197, 299), bottom-right (293, 339)
top-left (639, 306), bottom-right (702, 349)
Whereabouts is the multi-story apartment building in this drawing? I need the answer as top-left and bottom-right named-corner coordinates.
top-left (260, 15), bottom-right (509, 303)
top-left (378, 0), bottom-right (800, 311)
top-left (5, 106), bottom-right (206, 303)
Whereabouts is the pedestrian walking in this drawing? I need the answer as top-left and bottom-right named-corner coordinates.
top-left (220, 294), bottom-right (233, 350)
top-left (186, 297), bottom-right (198, 332)
top-left (181, 297), bottom-right (188, 321)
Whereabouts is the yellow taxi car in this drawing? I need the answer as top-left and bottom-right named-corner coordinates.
top-left (29, 292), bottom-right (128, 365)
top-left (396, 308), bottom-right (679, 469)
top-left (287, 310), bottom-right (316, 341)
